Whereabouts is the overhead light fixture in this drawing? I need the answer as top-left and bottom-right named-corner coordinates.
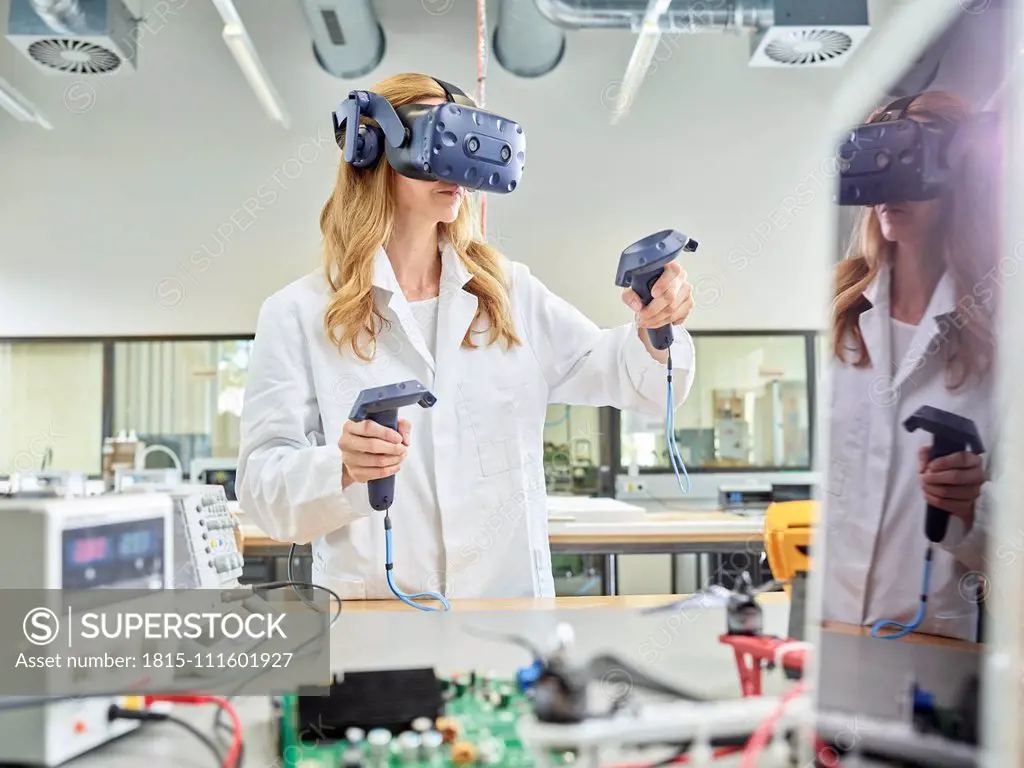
top-left (0, 76), bottom-right (52, 129)
top-left (209, 0), bottom-right (290, 128)
top-left (611, 0), bottom-right (672, 124)
top-left (222, 26), bottom-right (290, 127)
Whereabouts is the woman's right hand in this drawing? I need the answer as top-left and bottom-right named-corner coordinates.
top-left (339, 418), bottom-right (410, 489)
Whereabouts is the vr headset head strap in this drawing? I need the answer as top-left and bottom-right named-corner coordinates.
top-left (333, 90), bottom-right (408, 161)
top-left (876, 94), bottom-right (918, 122)
top-left (432, 77), bottom-right (477, 107)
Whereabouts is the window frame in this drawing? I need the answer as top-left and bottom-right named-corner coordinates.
top-left (2, 330), bottom-right (818, 480)
top-left (0, 335), bottom-right (254, 479)
top-left (616, 329), bottom-right (819, 475)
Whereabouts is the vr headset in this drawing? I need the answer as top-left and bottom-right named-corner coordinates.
top-left (836, 93), bottom-right (996, 206)
top-left (332, 77), bottom-right (525, 194)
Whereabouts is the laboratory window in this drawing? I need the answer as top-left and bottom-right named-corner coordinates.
top-left (0, 342), bottom-right (105, 477)
top-left (111, 339), bottom-right (254, 473)
top-left (620, 332), bottom-right (815, 472)
top-left (541, 404), bottom-right (603, 495)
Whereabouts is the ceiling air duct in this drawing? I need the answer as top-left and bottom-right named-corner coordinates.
top-left (532, 0), bottom-right (871, 67)
top-left (534, 0), bottom-right (772, 32)
top-left (6, 0), bottom-right (138, 75)
top-left (749, 0), bottom-right (871, 68)
top-left (298, 0), bottom-right (385, 79)
top-left (494, 0), bottom-right (566, 77)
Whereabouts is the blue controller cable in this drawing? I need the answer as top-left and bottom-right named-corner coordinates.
top-left (664, 350), bottom-right (691, 495)
top-left (871, 545), bottom-right (932, 639)
top-left (383, 512), bottom-right (450, 612)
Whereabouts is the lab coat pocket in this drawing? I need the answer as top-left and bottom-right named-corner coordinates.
top-left (458, 381), bottom-right (525, 477)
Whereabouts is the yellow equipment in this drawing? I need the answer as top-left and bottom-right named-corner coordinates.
top-left (763, 499), bottom-right (816, 588)
top-left (763, 500), bottom-right (817, 640)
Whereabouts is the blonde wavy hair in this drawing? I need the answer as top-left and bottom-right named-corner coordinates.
top-left (320, 73), bottom-right (522, 361)
top-left (832, 90), bottom-right (1002, 389)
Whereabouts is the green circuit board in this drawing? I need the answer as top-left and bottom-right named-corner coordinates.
top-left (276, 676), bottom-right (570, 767)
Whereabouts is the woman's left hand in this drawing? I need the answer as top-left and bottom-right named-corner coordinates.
top-left (622, 262), bottom-right (694, 360)
top-left (917, 447), bottom-right (986, 528)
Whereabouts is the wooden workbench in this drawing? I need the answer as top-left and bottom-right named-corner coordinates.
top-left (336, 591), bottom-right (789, 612)
top-left (820, 620), bottom-right (982, 652)
top-left (299, 592), bottom-right (979, 654)
top-left (240, 509), bottom-right (765, 555)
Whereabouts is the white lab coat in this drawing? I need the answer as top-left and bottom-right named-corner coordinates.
top-left (821, 263), bottom-right (996, 641)
top-left (236, 244), bottom-right (694, 600)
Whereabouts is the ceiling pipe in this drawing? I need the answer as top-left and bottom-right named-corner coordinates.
top-left (297, 0), bottom-right (385, 79)
top-left (533, 0), bottom-right (774, 33)
top-left (493, 0), bottom-right (566, 77)
top-left (26, 0), bottom-right (86, 34)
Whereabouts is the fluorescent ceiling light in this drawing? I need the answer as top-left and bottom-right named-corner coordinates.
top-left (210, 0), bottom-right (290, 128)
top-left (209, 0), bottom-right (245, 28)
top-left (610, 0), bottom-right (671, 124)
top-left (222, 27), bottom-right (290, 127)
top-left (0, 76), bottom-right (52, 129)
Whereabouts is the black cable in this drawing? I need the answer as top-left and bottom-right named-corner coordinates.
top-left (586, 653), bottom-right (707, 702)
top-left (461, 624), bottom-right (544, 659)
top-left (212, 695), bottom-right (233, 737)
top-left (248, 579), bottom-right (343, 627)
top-left (213, 706), bottom-right (246, 768)
top-left (215, 606), bottom-right (334, 699)
top-left (647, 745), bottom-right (688, 768)
top-left (109, 706), bottom-right (222, 767)
top-left (287, 544), bottom-right (320, 614)
top-left (163, 714), bottom-right (225, 768)
top-left (637, 734), bottom-right (754, 768)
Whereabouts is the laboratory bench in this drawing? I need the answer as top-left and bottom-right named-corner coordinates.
top-left (61, 593), bottom-right (981, 768)
top-left (238, 505), bottom-right (768, 596)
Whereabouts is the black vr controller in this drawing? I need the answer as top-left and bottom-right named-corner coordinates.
top-left (614, 230), bottom-right (699, 351)
top-left (348, 380), bottom-right (437, 511)
top-left (904, 406), bottom-right (985, 543)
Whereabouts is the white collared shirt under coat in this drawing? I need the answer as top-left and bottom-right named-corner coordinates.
top-left (821, 263), bottom-right (996, 641)
top-left (236, 244), bottom-right (695, 600)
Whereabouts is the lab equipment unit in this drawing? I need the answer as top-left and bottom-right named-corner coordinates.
top-left (120, 483), bottom-right (242, 589)
top-left (170, 484), bottom-right (243, 589)
top-left (101, 432), bottom-right (142, 490)
top-left (114, 467), bottom-right (182, 491)
top-left (763, 500), bottom-right (815, 641)
top-left (6, 471), bottom-right (88, 498)
top-left (189, 458), bottom-right (239, 501)
top-left (717, 483), bottom-right (774, 515)
top-left (0, 494), bottom-right (173, 766)
top-left (0, 493), bottom-right (172, 589)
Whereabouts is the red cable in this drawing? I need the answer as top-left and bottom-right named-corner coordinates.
top-left (607, 745), bottom-right (744, 767)
top-left (738, 684), bottom-right (805, 768)
top-left (145, 695), bottom-right (242, 768)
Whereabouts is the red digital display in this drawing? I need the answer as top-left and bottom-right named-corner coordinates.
top-left (72, 537), bottom-right (109, 565)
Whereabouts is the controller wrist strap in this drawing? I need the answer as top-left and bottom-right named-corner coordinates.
top-left (665, 349), bottom-right (691, 495)
top-left (870, 544), bottom-right (933, 639)
top-left (383, 510), bottom-right (451, 612)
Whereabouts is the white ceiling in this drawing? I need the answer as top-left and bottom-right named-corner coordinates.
top-left (0, 0), bottom-right (929, 337)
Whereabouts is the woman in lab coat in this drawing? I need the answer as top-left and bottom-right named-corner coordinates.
top-left (822, 91), bottom-right (1001, 641)
top-left (236, 73), bottom-right (696, 602)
